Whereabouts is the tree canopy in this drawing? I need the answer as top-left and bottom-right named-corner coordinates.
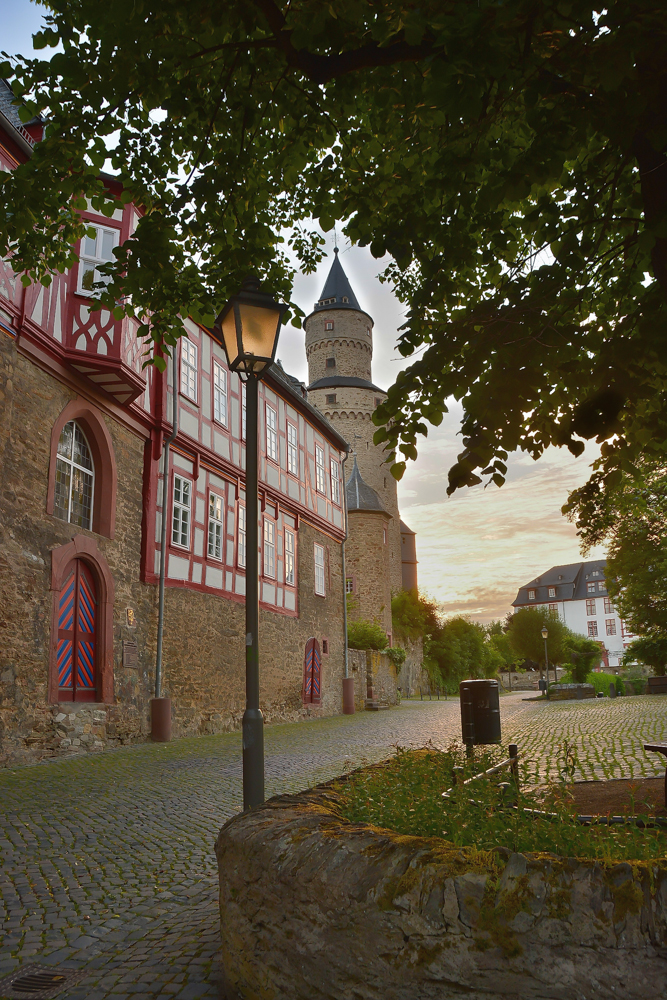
top-left (505, 607), bottom-right (568, 668)
top-left (2, 1), bottom-right (667, 502)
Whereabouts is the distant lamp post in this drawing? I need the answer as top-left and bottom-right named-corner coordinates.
top-left (541, 627), bottom-right (550, 689)
top-left (216, 276), bottom-right (287, 811)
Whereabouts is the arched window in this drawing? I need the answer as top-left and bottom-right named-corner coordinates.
top-left (53, 421), bottom-right (95, 529)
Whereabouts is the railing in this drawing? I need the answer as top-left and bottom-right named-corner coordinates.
top-left (442, 743), bottom-right (519, 799)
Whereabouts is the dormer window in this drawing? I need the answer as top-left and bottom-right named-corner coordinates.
top-left (528, 589), bottom-right (536, 600)
top-left (342, 296), bottom-right (349, 303)
top-left (548, 587), bottom-right (556, 598)
top-left (587, 582), bottom-right (596, 594)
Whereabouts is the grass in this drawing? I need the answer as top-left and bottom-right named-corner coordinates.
top-left (335, 745), bottom-right (667, 863)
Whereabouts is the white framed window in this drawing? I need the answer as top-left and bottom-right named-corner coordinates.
top-left (548, 587), bottom-right (556, 598)
top-left (263, 519), bottom-right (276, 578)
top-left (587, 621), bottom-right (598, 637)
top-left (266, 405), bottom-right (278, 462)
top-left (180, 340), bottom-right (197, 401)
top-left (284, 529), bottom-right (295, 586)
top-left (54, 421), bottom-right (94, 530)
top-left (208, 493), bottom-right (223, 560)
top-left (287, 422), bottom-right (298, 476)
top-left (528, 589), bottom-right (535, 600)
top-left (598, 581), bottom-right (606, 592)
top-left (606, 619), bottom-right (617, 635)
top-left (242, 382), bottom-right (246, 439)
top-left (325, 320), bottom-right (334, 331)
top-left (213, 362), bottom-right (227, 425)
top-left (330, 459), bottom-right (340, 505)
top-left (383, 526), bottom-right (388, 545)
top-left (237, 504), bottom-right (246, 567)
top-left (549, 603), bottom-right (558, 613)
top-left (315, 444), bottom-right (326, 494)
top-left (346, 578), bottom-right (354, 594)
top-left (172, 475), bottom-right (191, 548)
top-left (314, 543), bottom-right (325, 596)
top-left (586, 599), bottom-right (596, 616)
top-left (604, 597), bottom-right (614, 614)
top-left (587, 582), bottom-right (596, 594)
top-left (77, 224), bottom-right (119, 295)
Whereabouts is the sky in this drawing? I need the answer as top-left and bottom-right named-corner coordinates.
top-left (4, 2), bottom-right (607, 621)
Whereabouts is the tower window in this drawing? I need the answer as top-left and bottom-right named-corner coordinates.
top-left (326, 394), bottom-right (337, 404)
top-left (325, 320), bottom-right (334, 331)
top-left (326, 357), bottom-right (336, 368)
top-left (341, 296), bottom-right (348, 303)
top-left (375, 397), bottom-right (383, 406)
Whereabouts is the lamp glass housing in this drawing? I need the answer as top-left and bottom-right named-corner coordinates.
top-left (216, 276), bottom-right (287, 376)
top-left (541, 628), bottom-right (549, 639)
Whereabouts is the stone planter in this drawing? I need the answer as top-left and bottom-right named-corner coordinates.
top-left (215, 783), bottom-right (667, 1000)
top-left (549, 683), bottom-right (595, 700)
top-left (647, 675), bottom-right (667, 695)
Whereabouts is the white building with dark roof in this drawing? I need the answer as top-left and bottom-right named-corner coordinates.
top-left (512, 560), bottom-right (634, 668)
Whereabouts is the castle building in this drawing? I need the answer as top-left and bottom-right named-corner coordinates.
top-left (304, 249), bottom-right (418, 639)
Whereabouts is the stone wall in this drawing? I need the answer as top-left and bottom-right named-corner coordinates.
top-left (396, 636), bottom-right (423, 697)
top-left (345, 509), bottom-right (393, 635)
top-left (348, 648), bottom-right (397, 710)
top-left (216, 782), bottom-right (667, 1000)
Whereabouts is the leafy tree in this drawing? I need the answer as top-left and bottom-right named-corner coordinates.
top-left (347, 619), bottom-right (388, 651)
top-left (561, 632), bottom-right (603, 683)
top-left (505, 608), bottom-right (568, 673)
top-left (623, 636), bottom-right (667, 677)
top-left (486, 621), bottom-right (518, 671)
top-left (391, 590), bottom-right (439, 643)
top-left (565, 461), bottom-right (667, 647)
top-left (1, 1), bottom-right (666, 506)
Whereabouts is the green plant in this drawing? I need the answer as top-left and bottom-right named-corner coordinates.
top-left (385, 646), bottom-right (407, 668)
top-left (623, 636), bottom-right (667, 677)
top-left (506, 608), bottom-right (570, 670)
top-left (556, 671), bottom-right (625, 696)
top-left (347, 619), bottom-right (388, 651)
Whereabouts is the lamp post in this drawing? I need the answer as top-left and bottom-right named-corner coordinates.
top-left (216, 276), bottom-right (287, 810)
top-left (541, 627), bottom-right (550, 689)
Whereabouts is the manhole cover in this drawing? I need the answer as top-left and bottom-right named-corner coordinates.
top-left (0, 965), bottom-right (87, 999)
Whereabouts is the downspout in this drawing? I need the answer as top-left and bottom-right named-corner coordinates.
top-left (155, 359), bottom-right (179, 700)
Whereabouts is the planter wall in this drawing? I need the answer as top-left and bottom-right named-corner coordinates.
top-left (549, 683), bottom-right (596, 701)
top-left (215, 784), bottom-right (667, 1000)
top-left (647, 676), bottom-right (667, 695)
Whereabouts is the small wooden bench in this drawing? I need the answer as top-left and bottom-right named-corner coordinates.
top-left (643, 743), bottom-right (667, 807)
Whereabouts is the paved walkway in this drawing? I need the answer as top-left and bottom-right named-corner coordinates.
top-left (1, 695), bottom-right (666, 999)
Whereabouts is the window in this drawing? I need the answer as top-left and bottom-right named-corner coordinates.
top-left (549, 603), bottom-right (558, 613)
top-left (330, 459), bottom-right (340, 505)
top-left (587, 582), bottom-right (596, 594)
top-left (326, 394), bottom-right (337, 404)
top-left (180, 340), bottom-right (197, 401)
top-left (287, 423), bottom-right (298, 476)
top-left (285, 529), bottom-right (295, 586)
top-left (374, 397), bottom-right (383, 407)
top-left (263, 519), bottom-right (275, 577)
top-left (326, 357), bottom-right (336, 368)
top-left (606, 619), bottom-right (617, 635)
top-left (266, 405), bottom-right (278, 461)
top-left (383, 526), bottom-right (388, 545)
top-left (242, 382), bottom-right (246, 439)
top-left (213, 362), bottom-right (227, 425)
top-left (208, 493), bottom-right (223, 559)
top-left (322, 639), bottom-right (329, 654)
top-left (604, 597), bottom-right (614, 614)
top-left (314, 544), bottom-right (325, 595)
top-left (54, 421), bottom-right (94, 530)
top-left (324, 320), bottom-right (334, 331)
top-left (598, 581), bottom-right (606, 592)
top-left (528, 589), bottom-right (536, 600)
top-left (77, 224), bottom-right (119, 295)
top-left (315, 445), bottom-right (326, 493)
top-left (588, 621), bottom-right (598, 637)
top-left (172, 475), bottom-right (191, 548)
top-left (586, 599), bottom-right (596, 616)
top-left (237, 505), bottom-right (246, 567)
top-left (346, 578), bottom-right (354, 594)
top-left (548, 587), bottom-right (556, 598)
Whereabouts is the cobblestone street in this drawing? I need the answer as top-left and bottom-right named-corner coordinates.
top-left (1, 694), bottom-right (666, 999)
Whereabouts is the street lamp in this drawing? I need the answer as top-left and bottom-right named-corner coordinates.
top-left (541, 627), bottom-right (550, 689)
top-left (216, 275), bottom-right (287, 810)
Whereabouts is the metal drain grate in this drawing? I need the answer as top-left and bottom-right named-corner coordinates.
top-left (0, 965), bottom-right (87, 1000)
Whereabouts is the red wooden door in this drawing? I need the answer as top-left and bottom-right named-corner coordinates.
top-left (57, 561), bottom-right (98, 702)
top-left (303, 637), bottom-right (321, 705)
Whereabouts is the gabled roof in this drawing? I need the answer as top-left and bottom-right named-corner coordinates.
top-left (311, 248), bottom-right (362, 313)
top-left (512, 559), bottom-right (608, 607)
top-left (400, 519), bottom-right (416, 535)
top-left (0, 79), bottom-right (41, 155)
top-left (346, 457), bottom-right (390, 515)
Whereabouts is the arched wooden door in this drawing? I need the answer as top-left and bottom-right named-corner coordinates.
top-left (303, 637), bottom-right (321, 705)
top-left (57, 560), bottom-right (98, 702)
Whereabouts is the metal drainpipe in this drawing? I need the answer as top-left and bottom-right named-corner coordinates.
top-left (155, 361), bottom-right (179, 700)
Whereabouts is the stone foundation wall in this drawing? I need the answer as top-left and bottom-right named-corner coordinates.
top-left (348, 648), bottom-right (397, 710)
top-left (396, 636), bottom-right (423, 696)
top-left (216, 782), bottom-right (667, 1000)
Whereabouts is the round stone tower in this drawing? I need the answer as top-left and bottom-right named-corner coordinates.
top-left (305, 249), bottom-right (403, 596)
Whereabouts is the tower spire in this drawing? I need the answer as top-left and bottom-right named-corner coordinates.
top-left (312, 250), bottom-right (360, 312)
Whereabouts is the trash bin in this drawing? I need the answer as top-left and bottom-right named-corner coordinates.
top-left (460, 679), bottom-right (501, 747)
top-left (538, 678), bottom-right (548, 694)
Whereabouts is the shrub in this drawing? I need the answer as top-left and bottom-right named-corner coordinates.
top-left (556, 671), bottom-right (624, 696)
top-left (347, 619), bottom-right (388, 650)
top-left (386, 646), bottom-right (407, 668)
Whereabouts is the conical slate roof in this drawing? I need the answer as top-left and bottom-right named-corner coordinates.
top-left (346, 457), bottom-right (389, 514)
top-left (312, 248), bottom-right (361, 312)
